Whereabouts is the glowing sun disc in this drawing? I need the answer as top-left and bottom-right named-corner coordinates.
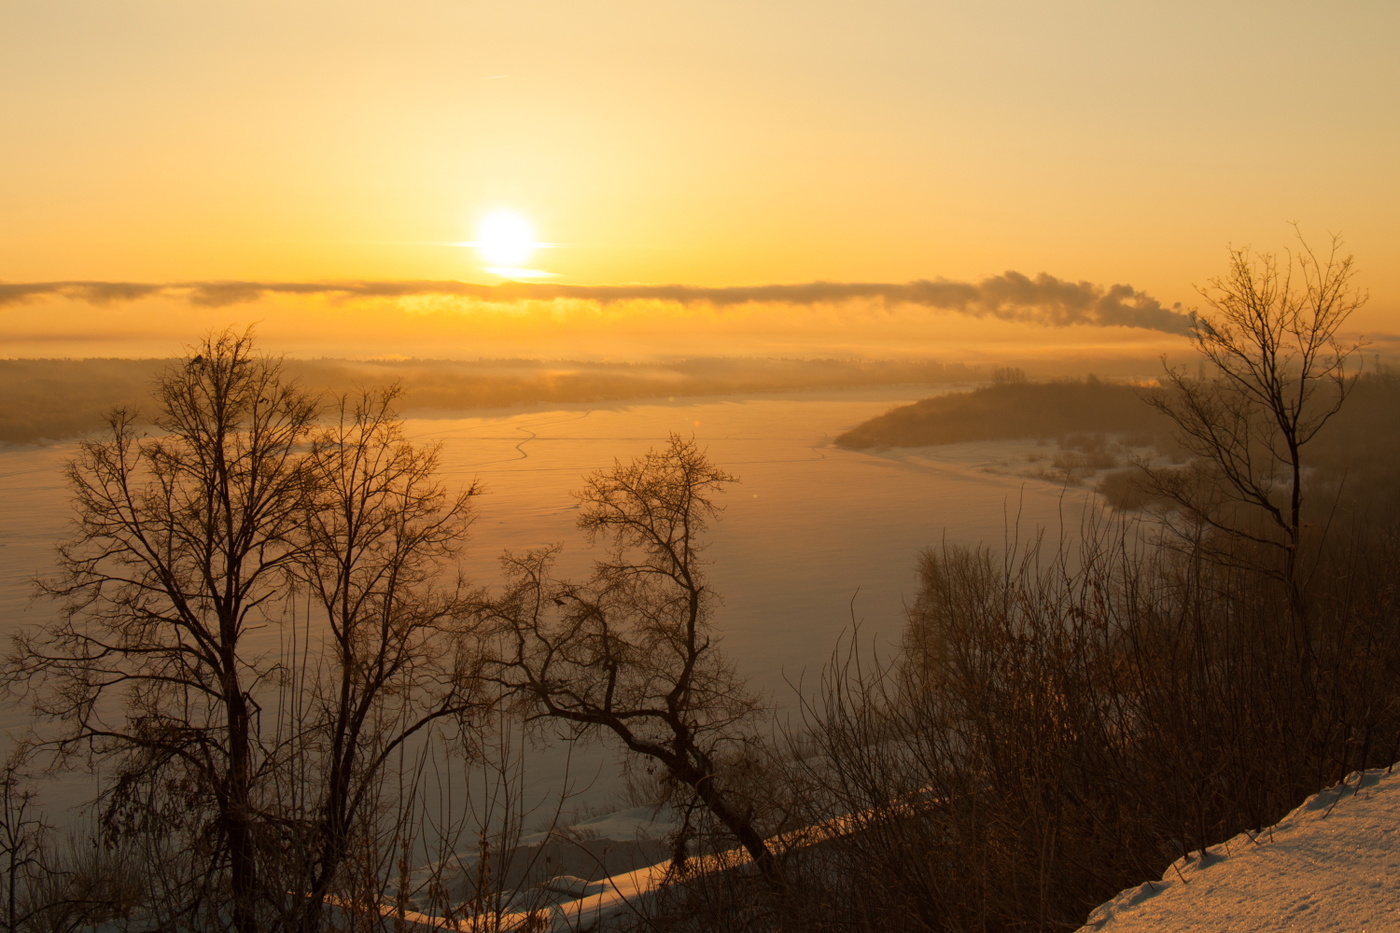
top-left (474, 211), bottom-right (537, 267)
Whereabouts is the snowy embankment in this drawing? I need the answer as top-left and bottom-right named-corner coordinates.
top-left (1079, 765), bottom-right (1400, 933)
top-left (389, 792), bottom-right (925, 931)
top-left (362, 766), bottom-right (1400, 931)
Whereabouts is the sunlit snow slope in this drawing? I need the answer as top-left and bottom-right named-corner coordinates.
top-left (1080, 765), bottom-right (1400, 932)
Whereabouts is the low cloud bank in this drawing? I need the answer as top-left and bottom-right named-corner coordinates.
top-left (0, 273), bottom-right (1193, 334)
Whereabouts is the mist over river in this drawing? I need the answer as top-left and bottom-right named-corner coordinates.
top-left (0, 386), bottom-right (1096, 817)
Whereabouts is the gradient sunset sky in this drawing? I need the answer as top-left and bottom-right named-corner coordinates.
top-left (4, 1), bottom-right (1397, 360)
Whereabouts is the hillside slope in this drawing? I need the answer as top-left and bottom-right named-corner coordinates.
top-left (1080, 765), bottom-right (1400, 932)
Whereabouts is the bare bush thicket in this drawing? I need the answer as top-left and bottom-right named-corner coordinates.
top-left (703, 515), bottom-right (1400, 933)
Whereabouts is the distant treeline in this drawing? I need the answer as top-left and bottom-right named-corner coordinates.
top-left (0, 356), bottom-right (975, 445)
top-left (1300, 373), bottom-right (1400, 496)
top-left (834, 376), bottom-right (1175, 449)
top-left (837, 373), bottom-right (1400, 516)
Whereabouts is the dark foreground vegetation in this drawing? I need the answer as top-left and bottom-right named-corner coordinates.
top-left (637, 237), bottom-right (1400, 931)
top-left (0, 356), bottom-right (975, 446)
top-left (1, 237), bottom-right (1396, 932)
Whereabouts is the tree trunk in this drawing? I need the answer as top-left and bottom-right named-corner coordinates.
top-left (674, 760), bottom-right (784, 895)
top-left (224, 663), bottom-right (259, 933)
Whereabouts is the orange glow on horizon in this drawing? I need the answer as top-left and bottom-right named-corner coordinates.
top-left (1, 3), bottom-right (1396, 353)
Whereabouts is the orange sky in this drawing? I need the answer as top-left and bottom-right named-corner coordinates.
top-left (3, 1), bottom-right (1397, 360)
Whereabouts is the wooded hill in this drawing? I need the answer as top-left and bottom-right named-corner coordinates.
top-left (834, 376), bottom-right (1174, 450)
top-left (836, 373), bottom-right (1400, 517)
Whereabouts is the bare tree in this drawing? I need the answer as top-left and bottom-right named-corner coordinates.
top-left (1142, 232), bottom-right (1366, 624)
top-left (280, 387), bottom-right (482, 932)
top-left (483, 435), bottom-right (781, 892)
top-left (0, 754), bottom-right (48, 933)
top-left (4, 332), bottom-right (486, 932)
top-left (7, 330), bottom-right (317, 932)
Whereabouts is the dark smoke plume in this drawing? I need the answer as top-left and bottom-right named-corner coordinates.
top-left (0, 273), bottom-right (1192, 334)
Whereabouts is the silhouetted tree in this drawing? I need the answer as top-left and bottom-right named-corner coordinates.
top-left (5, 331), bottom-right (484, 932)
top-left (279, 386), bottom-right (482, 932)
top-left (12, 330), bottom-right (317, 931)
top-left (1142, 232), bottom-right (1366, 645)
top-left (483, 435), bottom-right (781, 892)
top-left (0, 754), bottom-right (47, 933)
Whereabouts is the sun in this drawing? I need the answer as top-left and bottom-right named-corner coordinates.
top-left (473, 210), bottom-right (538, 268)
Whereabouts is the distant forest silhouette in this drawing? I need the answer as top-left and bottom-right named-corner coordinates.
top-left (837, 372), bottom-right (1400, 517)
top-left (0, 356), bottom-right (976, 445)
top-left (835, 375), bottom-right (1174, 449)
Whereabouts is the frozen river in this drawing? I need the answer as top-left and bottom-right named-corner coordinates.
top-left (413, 387), bottom-right (1092, 695)
top-left (0, 386), bottom-right (1095, 817)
